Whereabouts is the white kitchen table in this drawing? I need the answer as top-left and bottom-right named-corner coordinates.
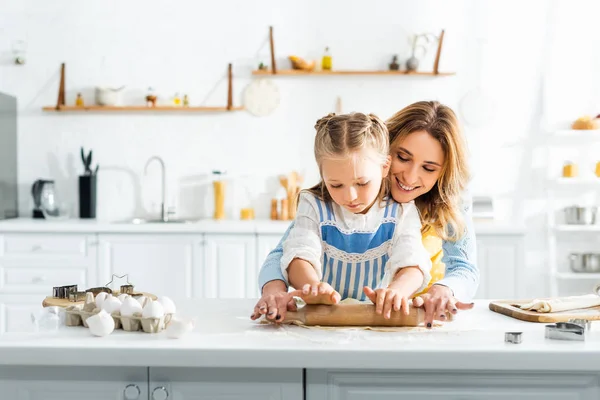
top-left (1, 299), bottom-right (599, 399)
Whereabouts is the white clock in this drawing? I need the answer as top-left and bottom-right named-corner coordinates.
top-left (243, 78), bottom-right (280, 117)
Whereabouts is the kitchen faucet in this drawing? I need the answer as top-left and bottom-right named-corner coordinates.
top-left (144, 155), bottom-right (169, 222)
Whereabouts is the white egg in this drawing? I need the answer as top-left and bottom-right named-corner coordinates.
top-left (95, 292), bottom-right (109, 308)
top-left (165, 317), bottom-right (195, 339)
top-left (120, 296), bottom-right (143, 317)
top-left (83, 292), bottom-right (97, 312)
top-left (117, 293), bottom-right (129, 302)
top-left (136, 295), bottom-right (150, 308)
top-left (87, 310), bottom-right (115, 337)
top-left (158, 296), bottom-right (177, 314)
top-left (101, 295), bottom-right (122, 314)
top-left (142, 299), bottom-right (165, 319)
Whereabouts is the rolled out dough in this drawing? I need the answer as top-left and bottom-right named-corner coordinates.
top-left (519, 294), bottom-right (600, 313)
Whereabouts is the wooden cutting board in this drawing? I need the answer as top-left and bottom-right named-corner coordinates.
top-left (42, 292), bottom-right (157, 308)
top-left (285, 303), bottom-right (433, 327)
top-left (489, 299), bottom-right (600, 323)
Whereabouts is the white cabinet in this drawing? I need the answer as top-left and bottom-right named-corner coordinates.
top-left (0, 233), bottom-right (98, 333)
top-left (306, 370), bottom-right (600, 399)
top-left (150, 367), bottom-right (302, 400)
top-left (0, 366), bottom-right (301, 400)
top-left (97, 234), bottom-right (203, 299)
top-left (202, 234), bottom-right (257, 298)
top-left (0, 366), bottom-right (148, 400)
top-left (476, 234), bottom-right (525, 299)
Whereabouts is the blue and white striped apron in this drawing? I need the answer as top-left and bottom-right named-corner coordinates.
top-left (315, 198), bottom-right (399, 301)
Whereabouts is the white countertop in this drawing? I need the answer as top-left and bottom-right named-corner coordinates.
top-left (0, 299), bottom-right (596, 371)
top-left (0, 218), bottom-right (526, 235)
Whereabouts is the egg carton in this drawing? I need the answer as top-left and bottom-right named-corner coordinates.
top-left (65, 306), bottom-right (174, 334)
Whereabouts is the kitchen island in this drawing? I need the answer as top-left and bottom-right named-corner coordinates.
top-left (1, 299), bottom-right (600, 399)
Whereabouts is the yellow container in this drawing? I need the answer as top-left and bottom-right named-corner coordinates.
top-left (562, 162), bottom-right (578, 178)
top-left (213, 180), bottom-right (226, 220)
top-left (240, 208), bottom-right (255, 220)
top-left (596, 162), bottom-right (600, 178)
top-left (321, 47), bottom-right (332, 71)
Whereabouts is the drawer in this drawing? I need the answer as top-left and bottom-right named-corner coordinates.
top-left (307, 370), bottom-right (600, 400)
top-left (0, 234), bottom-right (90, 257)
top-left (0, 265), bottom-right (89, 294)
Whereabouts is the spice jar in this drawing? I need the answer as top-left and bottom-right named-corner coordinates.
top-left (596, 161), bottom-right (600, 178)
top-left (562, 161), bottom-right (578, 178)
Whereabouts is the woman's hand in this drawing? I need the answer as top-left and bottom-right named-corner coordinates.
top-left (363, 286), bottom-right (410, 319)
top-left (290, 282), bottom-right (341, 305)
top-left (250, 280), bottom-right (297, 323)
top-left (412, 284), bottom-right (474, 328)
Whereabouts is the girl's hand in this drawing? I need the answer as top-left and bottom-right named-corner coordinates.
top-left (412, 284), bottom-right (474, 328)
top-left (363, 286), bottom-right (410, 319)
top-left (250, 281), bottom-right (297, 323)
top-left (290, 282), bottom-right (341, 305)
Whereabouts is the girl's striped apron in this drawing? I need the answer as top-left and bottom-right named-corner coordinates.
top-left (315, 199), bottom-right (399, 301)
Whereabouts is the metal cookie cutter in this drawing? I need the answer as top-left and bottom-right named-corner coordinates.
top-left (545, 321), bottom-right (587, 341)
top-left (505, 332), bottom-right (522, 344)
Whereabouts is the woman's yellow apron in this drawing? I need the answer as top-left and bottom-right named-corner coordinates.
top-left (413, 227), bottom-right (445, 297)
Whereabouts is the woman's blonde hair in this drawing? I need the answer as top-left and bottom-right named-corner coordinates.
top-left (386, 101), bottom-right (470, 241)
top-left (305, 112), bottom-right (390, 203)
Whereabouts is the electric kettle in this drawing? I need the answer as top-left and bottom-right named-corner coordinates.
top-left (31, 179), bottom-right (57, 219)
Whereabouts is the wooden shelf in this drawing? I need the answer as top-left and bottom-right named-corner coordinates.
top-left (259, 26), bottom-right (450, 77)
top-left (549, 177), bottom-right (600, 187)
top-left (554, 225), bottom-right (600, 232)
top-left (43, 105), bottom-right (244, 112)
top-left (555, 271), bottom-right (600, 280)
top-left (252, 69), bottom-right (455, 76)
top-left (43, 62), bottom-right (241, 114)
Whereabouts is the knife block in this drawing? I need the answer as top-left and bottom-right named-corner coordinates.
top-left (78, 175), bottom-right (97, 219)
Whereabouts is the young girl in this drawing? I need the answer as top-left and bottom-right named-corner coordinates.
top-left (280, 112), bottom-right (432, 316)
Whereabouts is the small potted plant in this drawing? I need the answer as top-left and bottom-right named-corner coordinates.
top-left (406, 32), bottom-right (438, 72)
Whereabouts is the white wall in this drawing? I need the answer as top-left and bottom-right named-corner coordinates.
top-left (0, 0), bottom-right (470, 221)
top-left (1, 0), bottom-right (599, 296)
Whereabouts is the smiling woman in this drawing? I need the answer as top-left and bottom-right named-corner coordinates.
top-left (254, 101), bottom-right (479, 328)
top-left (391, 131), bottom-right (444, 202)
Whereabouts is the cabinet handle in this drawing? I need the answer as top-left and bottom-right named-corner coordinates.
top-left (31, 276), bottom-right (46, 283)
top-left (152, 386), bottom-right (169, 400)
top-left (123, 383), bottom-right (141, 400)
top-left (31, 244), bottom-right (42, 252)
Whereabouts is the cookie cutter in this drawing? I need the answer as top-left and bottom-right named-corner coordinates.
top-left (545, 321), bottom-right (587, 341)
top-left (505, 332), bottom-right (522, 344)
top-left (53, 284), bottom-right (78, 299)
top-left (85, 274), bottom-right (135, 297)
top-left (567, 318), bottom-right (592, 331)
top-left (104, 274), bottom-right (135, 294)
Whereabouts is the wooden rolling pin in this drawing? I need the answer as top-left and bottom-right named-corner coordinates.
top-left (285, 303), bottom-right (428, 327)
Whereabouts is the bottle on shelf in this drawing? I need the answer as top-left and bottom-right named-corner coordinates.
top-left (183, 94), bottom-right (189, 107)
top-left (321, 47), bottom-right (332, 71)
top-left (173, 93), bottom-right (182, 106)
top-left (75, 93), bottom-right (84, 107)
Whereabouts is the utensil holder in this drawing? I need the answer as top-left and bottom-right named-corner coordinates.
top-left (78, 175), bottom-right (97, 219)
